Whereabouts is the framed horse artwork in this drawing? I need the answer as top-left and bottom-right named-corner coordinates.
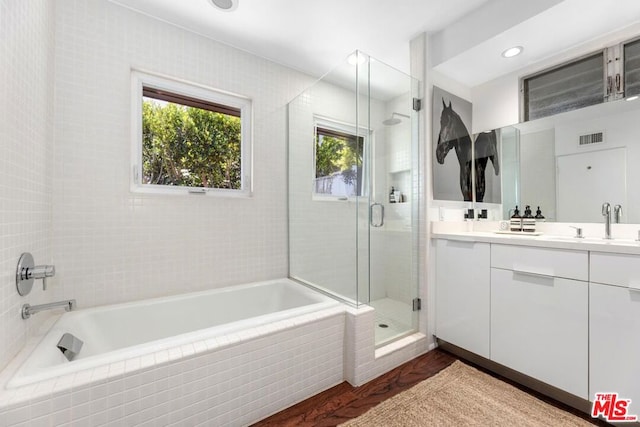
top-left (432, 86), bottom-right (500, 203)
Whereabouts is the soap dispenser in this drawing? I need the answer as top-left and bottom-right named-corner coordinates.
top-left (535, 206), bottom-right (545, 222)
top-left (389, 186), bottom-right (396, 203)
top-left (510, 206), bottom-right (522, 232)
top-left (522, 205), bottom-right (536, 233)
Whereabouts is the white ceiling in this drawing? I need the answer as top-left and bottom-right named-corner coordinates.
top-left (109, 0), bottom-right (489, 78)
top-left (109, 0), bottom-right (640, 87)
top-left (435, 0), bottom-right (640, 87)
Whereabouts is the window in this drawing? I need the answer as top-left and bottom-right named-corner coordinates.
top-left (522, 35), bottom-right (640, 122)
top-left (523, 52), bottom-right (605, 121)
top-left (624, 38), bottom-right (640, 97)
top-left (131, 71), bottom-right (252, 196)
top-left (313, 119), bottom-right (365, 198)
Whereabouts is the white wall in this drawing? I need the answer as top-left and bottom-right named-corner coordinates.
top-left (500, 126), bottom-right (519, 218)
top-left (555, 108), bottom-right (640, 222)
top-left (520, 129), bottom-right (556, 220)
top-left (50, 0), bottom-right (313, 309)
top-left (0, 0), bottom-right (55, 371)
top-left (471, 75), bottom-right (520, 133)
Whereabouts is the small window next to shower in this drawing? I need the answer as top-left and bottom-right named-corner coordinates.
top-left (313, 119), bottom-right (366, 198)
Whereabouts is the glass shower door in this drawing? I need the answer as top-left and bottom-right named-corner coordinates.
top-left (287, 50), bottom-right (419, 347)
top-left (365, 58), bottom-right (420, 347)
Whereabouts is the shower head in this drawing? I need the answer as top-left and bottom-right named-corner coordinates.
top-left (383, 112), bottom-right (410, 126)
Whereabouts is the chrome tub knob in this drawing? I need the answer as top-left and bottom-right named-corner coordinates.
top-left (16, 253), bottom-right (56, 296)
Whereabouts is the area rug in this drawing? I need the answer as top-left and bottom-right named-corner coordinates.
top-left (341, 361), bottom-right (594, 426)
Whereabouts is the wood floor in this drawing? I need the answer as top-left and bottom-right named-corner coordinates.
top-left (252, 349), bottom-right (607, 427)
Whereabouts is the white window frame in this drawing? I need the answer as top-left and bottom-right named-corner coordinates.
top-left (131, 70), bottom-right (253, 197)
top-left (312, 116), bottom-right (370, 201)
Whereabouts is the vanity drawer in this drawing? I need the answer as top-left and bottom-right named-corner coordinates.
top-left (590, 252), bottom-right (640, 288)
top-left (491, 244), bottom-right (588, 281)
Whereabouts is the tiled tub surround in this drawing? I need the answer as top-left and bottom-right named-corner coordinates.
top-left (50, 0), bottom-right (314, 311)
top-left (0, 0), bottom-right (55, 373)
top-left (0, 0), bottom-right (316, 377)
top-left (0, 280), bottom-right (345, 426)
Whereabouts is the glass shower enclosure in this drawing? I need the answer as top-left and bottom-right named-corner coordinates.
top-left (288, 51), bottom-right (419, 347)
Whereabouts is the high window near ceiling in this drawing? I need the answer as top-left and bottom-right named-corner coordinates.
top-left (522, 36), bottom-right (640, 121)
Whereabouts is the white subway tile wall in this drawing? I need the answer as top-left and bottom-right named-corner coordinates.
top-left (50, 0), bottom-right (313, 309)
top-left (0, 0), bottom-right (55, 371)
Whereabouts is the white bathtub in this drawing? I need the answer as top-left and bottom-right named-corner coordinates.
top-left (6, 279), bottom-right (340, 389)
top-left (0, 277), bottom-right (430, 426)
top-left (0, 278), bottom-right (347, 425)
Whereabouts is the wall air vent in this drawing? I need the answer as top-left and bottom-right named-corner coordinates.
top-left (579, 131), bottom-right (604, 146)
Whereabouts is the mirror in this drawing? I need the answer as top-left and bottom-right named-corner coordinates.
top-left (500, 96), bottom-right (640, 223)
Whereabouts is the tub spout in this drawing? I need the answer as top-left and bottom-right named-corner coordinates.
top-left (21, 299), bottom-right (76, 319)
top-left (57, 333), bottom-right (83, 361)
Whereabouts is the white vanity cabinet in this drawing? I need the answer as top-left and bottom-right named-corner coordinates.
top-left (434, 232), bottom-right (640, 406)
top-left (590, 252), bottom-right (640, 407)
top-left (490, 245), bottom-right (589, 399)
top-left (435, 239), bottom-right (490, 358)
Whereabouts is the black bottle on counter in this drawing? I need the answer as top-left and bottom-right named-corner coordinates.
top-left (522, 205), bottom-right (536, 232)
top-left (510, 206), bottom-right (522, 232)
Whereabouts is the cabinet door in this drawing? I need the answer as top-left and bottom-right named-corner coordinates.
top-left (435, 240), bottom-right (490, 358)
top-left (491, 244), bottom-right (588, 281)
top-left (491, 268), bottom-right (588, 398)
top-left (591, 252), bottom-right (640, 289)
top-left (590, 283), bottom-right (640, 406)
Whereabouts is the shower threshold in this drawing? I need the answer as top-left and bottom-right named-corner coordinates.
top-left (369, 298), bottom-right (414, 347)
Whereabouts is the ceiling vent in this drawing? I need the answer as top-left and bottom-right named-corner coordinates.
top-left (579, 131), bottom-right (604, 146)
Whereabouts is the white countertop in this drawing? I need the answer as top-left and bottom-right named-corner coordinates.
top-left (431, 222), bottom-right (640, 255)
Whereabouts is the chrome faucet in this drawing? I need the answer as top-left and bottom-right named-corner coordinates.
top-left (614, 204), bottom-right (623, 224)
top-left (602, 202), bottom-right (612, 239)
top-left (22, 299), bottom-right (76, 319)
top-left (569, 226), bottom-right (584, 238)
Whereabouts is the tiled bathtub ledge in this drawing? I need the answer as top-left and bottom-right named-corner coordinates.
top-left (0, 305), bottom-right (346, 426)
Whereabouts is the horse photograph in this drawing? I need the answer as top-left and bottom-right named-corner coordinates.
top-left (432, 86), bottom-right (500, 203)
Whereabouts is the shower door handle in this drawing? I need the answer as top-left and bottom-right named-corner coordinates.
top-left (370, 203), bottom-right (384, 227)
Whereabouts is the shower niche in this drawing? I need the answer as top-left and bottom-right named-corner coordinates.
top-left (288, 51), bottom-right (420, 347)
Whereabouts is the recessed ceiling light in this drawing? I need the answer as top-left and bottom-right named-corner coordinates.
top-left (209, 0), bottom-right (238, 12)
top-left (626, 95), bottom-right (639, 101)
top-left (501, 46), bottom-right (523, 58)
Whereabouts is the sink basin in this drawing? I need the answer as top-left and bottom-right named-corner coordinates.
top-left (542, 235), bottom-right (639, 245)
top-left (542, 236), bottom-right (601, 242)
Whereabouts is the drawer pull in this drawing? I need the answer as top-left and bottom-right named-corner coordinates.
top-left (512, 269), bottom-right (555, 280)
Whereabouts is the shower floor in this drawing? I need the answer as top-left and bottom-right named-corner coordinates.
top-left (369, 298), bottom-right (414, 347)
